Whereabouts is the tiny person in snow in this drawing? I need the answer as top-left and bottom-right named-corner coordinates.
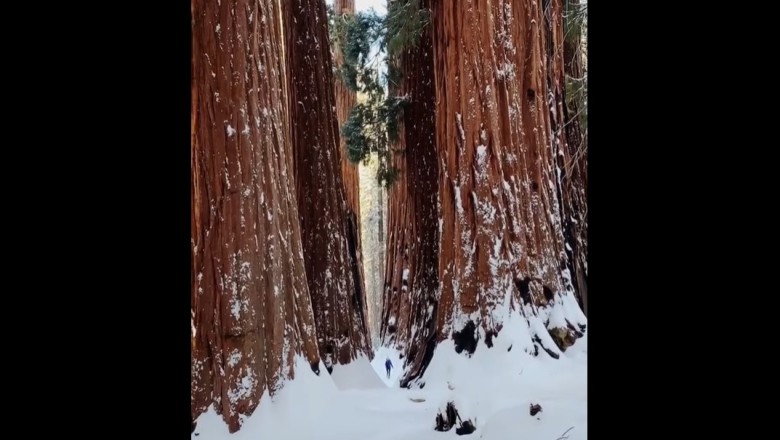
top-left (385, 358), bottom-right (393, 378)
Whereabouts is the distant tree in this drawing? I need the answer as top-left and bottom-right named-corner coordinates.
top-left (283, 0), bottom-right (373, 371)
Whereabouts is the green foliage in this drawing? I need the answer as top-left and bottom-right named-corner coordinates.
top-left (340, 92), bottom-right (410, 188)
top-left (563, 1), bottom-right (587, 130)
top-left (565, 74), bottom-right (587, 128)
top-left (385, 0), bottom-right (431, 56)
top-left (563, 0), bottom-right (587, 45)
top-left (327, 1), bottom-right (429, 188)
top-left (335, 12), bottom-right (385, 91)
top-left (377, 165), bottom-right (400, 187)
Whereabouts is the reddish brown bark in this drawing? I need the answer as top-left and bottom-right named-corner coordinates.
top-left (283, 0), bottom-right (372, 369)
top-left (191, 0), bottom-right (321, 431)
top-left (431, 0), bottom-right (577, 331)
top-left (333, 0), bottom-right (362, 222)
top-left (331, 0), bottom-right (370, 335)
top-left (384, 0), bottom-right (586, 387)
top-left (380, 0), bottom-right (440, 380)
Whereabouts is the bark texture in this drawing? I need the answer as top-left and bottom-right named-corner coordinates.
top-left (284, 0), bottom-right (372, 369)
top-left (191, 0), bottom-right (321, 432)
top-left (383, 0), bottom-right (587, 387)
top-left (333, 0), bottom-right (362, 223)
top-left (332, 0), bottom-right (370, 336)
top-left (380, 0), bottom-right (440, 381)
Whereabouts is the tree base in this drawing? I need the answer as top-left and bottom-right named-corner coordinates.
top-left (532, 334), bottom-right (560, 359)
top-left (435, 401), bottom-right (476, 435)
top-left (548, 327), bottom-right (578, 351)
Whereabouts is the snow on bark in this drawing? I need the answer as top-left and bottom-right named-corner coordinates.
top-left (332, 0), bottom-right (372, 340)
top-left (191, 0), bottom-right (321, 432)
top-left (283, 0), bottom-right (372, 369)
top-left (382, 0), bottom-right (587, 388)
top-left (380, 0), bottom-right (440, 383)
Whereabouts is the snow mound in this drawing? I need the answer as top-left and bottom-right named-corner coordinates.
top-left (192, 356), bottom-right (339, 440)
top-left (330, 355), bottom-right (387, 390)
top-left (192, 312), bottom-right (587, 440)
top-left (409, 310), bottom-right (587, 420)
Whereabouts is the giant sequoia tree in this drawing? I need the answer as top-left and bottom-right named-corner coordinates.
top-left (331, 0), bottom-right (372, 338)
top-left (326, 0), bottom-right (440, 370)
top-left (283, 0), bottom-right (372, 370)
top-left (191, 0), bottom-right (587, 432)
top-left (379, 0), bottom-right (588, 387)
top-left (191, 0), bottom-right (321, 431)
top-left (332, 0), bottom-right (362, 221)
top-left (380, 0), bottom-right (440, 382)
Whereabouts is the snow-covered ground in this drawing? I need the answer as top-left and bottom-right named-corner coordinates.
top-left (192, 330), bottom-right (586, 440)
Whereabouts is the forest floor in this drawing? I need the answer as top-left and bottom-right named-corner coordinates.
top-left (192, 332), bottom-right (586, 440)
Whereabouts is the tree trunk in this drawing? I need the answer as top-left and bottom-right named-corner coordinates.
top-left (332, 0), bottom-right (371, 337)
top-left (380, 0), bottom-right (440, 381)
top-left (333, 0), bottom-right (362, 221)
top-left (283, 0), bottom-right (372, 370)
top-left (560, 0), bottom-right (587, 316)
top-left (191, 0), bottom-right (321, 431)
top-left (396, 0), bottom-right (587, 387)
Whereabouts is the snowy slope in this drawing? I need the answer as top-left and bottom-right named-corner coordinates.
top-left (330, 355), bottom-right (387, 390)
top-left (192, 330), bottom-right (586, 440)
